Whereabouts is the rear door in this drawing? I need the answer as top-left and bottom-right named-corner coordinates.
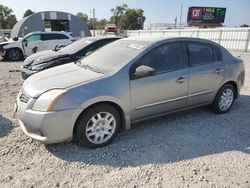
top-left (187, 42), bottom-right (225, 106)
top-left (41, 34), bottom-right (71, 51)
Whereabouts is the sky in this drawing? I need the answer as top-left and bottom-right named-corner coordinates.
top-left (1, 0), bottom-right (250, 28)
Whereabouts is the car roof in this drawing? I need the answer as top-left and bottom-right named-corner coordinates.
top-left (121, 36), bottom-right (220, 47)
top-left (78, 36), bottom-right (121, 42)
top-left (27, 31), bottom-right (71, 35)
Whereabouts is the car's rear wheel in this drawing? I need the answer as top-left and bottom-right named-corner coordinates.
top-left (7, 48), bottom-right (23, 61)
top-left (212, 84), bottom-right (235, 114)
top-left (74, 104), bottom-right (121, 148)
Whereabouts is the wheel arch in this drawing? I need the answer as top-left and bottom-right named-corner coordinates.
top-left (222, 81), bottom-right (238, 99)
top-left (6, 47), bottom-right (24, 58)
top-left (73, 101), bottom-right (126, 138)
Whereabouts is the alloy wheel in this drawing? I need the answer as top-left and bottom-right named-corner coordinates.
top-left (85, 112), bottom-right (116, 144)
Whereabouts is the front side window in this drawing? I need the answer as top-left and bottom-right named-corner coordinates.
top-left (136, 42), bottom-right (187, 74)
top-left (188, 43), bottom-right (214, 66)
top-left (25, 34), bottom-right (41, 42)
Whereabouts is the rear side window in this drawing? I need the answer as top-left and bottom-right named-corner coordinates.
top-left (137, 42), bottom-right (187, 74)
top-left (188, 43), bottom-right (213, 66)
top-left (213, 46), bottom-right (223, 61)
top-left (42, 34), bottom-right (69, 41)
top-left (57, 34), bottom-right (69, 39)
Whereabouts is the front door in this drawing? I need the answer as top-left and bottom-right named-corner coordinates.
top-left (130, 42), bottom-right (189, 121)
top-left (187, 42), bottom-right (225, 106)
top-left (23, 34), bottom-right (43, 56)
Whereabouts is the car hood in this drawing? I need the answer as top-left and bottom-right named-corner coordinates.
top-left (23, 50), bottom-right (68, 66)
top-left (22, 63), bottom-right (106, 98)
top-left (1, 38), bottom-right (23, 45)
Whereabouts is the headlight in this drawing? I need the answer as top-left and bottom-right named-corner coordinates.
top-left (32, 89), bottom-right (67, 112)
top-left (30, 63), bottom-right (47, 71)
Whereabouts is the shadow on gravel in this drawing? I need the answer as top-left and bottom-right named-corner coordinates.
top-left (46, 95), bottom-right (250, 167)
top-left (0, 115), bottom-right (13, 138)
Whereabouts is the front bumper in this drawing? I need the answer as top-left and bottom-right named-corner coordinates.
top-left (0, 49), bottom-right (6, 57)
top-left (21, 67), bottom-right (37, 80)
top-left (16, 92), bottom-right (82, 144)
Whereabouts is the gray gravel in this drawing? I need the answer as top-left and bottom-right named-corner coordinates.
top-left (0, 52), bottom-right (250, 188)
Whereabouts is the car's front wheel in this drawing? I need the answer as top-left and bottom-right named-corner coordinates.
top-left (7, 48), bottom-right (23, 61)
top-left (74, 104), bottom-right (121, 148)
top-left (212, 84), bottom-right (236, 114)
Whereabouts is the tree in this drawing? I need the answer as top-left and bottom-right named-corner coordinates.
top-left (110, 4), bottom-right (128, 26)
top-left (23, 9), bottom-right (35, 18)
top-left (87, 17), bottom-right (98, 29)
top-left (240, 24), bottom-right (249, 27)
top-left (76, 12), bottom-right (88, 23)
top-left (96, 19), bottom-right (108, 30)
top-left (0, 4), bottom-right (17, 29)
top-left (119, 9), bottom-right (146, 30)
top-left (110, 4), bottom-right (146, 30)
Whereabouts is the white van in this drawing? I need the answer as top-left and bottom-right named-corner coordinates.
top-left (0, 31), bottom-right (74, 61)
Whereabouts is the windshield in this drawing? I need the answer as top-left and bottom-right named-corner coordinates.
top-left (59, 37), bottom-right (98, 54)
top-left (79, 39), bottom-right (150, 73)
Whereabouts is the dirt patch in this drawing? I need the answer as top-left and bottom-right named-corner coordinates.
top-left (0, 53), bottom-right (249, 187)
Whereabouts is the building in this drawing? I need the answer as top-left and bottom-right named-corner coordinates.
top-left (11, 11), bottom-right (91, 38)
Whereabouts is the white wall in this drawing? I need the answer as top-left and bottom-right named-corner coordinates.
top-left (127, 28), bottom-right (250, 52)
top-left (92, 28), bottom-right (250, 52)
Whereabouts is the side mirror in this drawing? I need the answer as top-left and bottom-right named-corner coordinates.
top-left (23, 39), bottom-right (28, 47)
top-left (13, 37), bottom-right (19, 41)
top-left (134, 65), bottom-right (155, 79)
top-left (86, 51), bottom-right (93, 56)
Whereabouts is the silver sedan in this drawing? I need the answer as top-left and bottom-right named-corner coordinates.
top-left (16, 36), bottom-right (245, 148)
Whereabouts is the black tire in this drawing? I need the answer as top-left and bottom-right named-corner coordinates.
top-left (212, 84), bottom-right (236, 114)
top-left (7, 48), bottom-right (23, 61)
top-left (74, 104), bottom-right (121, 148)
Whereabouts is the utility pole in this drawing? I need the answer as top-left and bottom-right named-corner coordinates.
top-left (92, 8), bottom-right (95, 37)
top-left (179, 3), bottom-right (183, 26)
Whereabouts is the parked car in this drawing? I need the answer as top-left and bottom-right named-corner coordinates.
top-left (21, 37), bottom-right (121, 80)
top-left (105, 24), bottom-right (118, 33)
top-left (16, 36), bottom-right (245, 148)
top-left (0, 31), bottom-right (74, 61)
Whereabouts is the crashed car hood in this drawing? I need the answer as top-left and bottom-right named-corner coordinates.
top-left (22, 63), bottom-right (106, 98)
top-left (23, 50), bottom-right (68, 66)
top-left (1, 38), bottom-right (23, 45)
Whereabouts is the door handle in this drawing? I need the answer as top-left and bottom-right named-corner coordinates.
top-left (176, 77), bottom-right (186, 84)
top-left (215, 68), bottom-right (224, 74)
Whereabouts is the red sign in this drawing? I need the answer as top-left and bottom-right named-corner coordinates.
top-left (191, 8), bottom-right (203, 19)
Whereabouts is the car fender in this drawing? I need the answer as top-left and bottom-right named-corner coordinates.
top-left (77, 96), bottom-right (131, 131)
top-left (4, 41), bottom-right (24, 54)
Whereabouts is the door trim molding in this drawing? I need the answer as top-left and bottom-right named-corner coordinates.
top-left (136, 96), bottom-right (188, 110)
top-left (188, 90), bottom-right (214, 98)
top-left (135, 89), bottom-right (214, 110)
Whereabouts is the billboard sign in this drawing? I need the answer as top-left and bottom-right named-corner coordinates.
top-left (187, 7), bottom-right (226, 24)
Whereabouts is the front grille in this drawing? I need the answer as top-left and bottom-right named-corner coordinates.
top-left (20, 93), bottom-right (30, 103)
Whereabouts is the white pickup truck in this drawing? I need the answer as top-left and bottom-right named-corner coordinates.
top-left (0, 31), bottom-right (74, 61)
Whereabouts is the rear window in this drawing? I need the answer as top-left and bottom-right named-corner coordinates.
top-left (188, 43), bottom-right (213, 66)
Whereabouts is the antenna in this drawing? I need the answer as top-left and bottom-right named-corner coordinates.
top-left (179, 2), bottom-right (183, 26)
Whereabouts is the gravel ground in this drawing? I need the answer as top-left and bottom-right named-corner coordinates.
top-left (0, 52), bottom-right (250, 188)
